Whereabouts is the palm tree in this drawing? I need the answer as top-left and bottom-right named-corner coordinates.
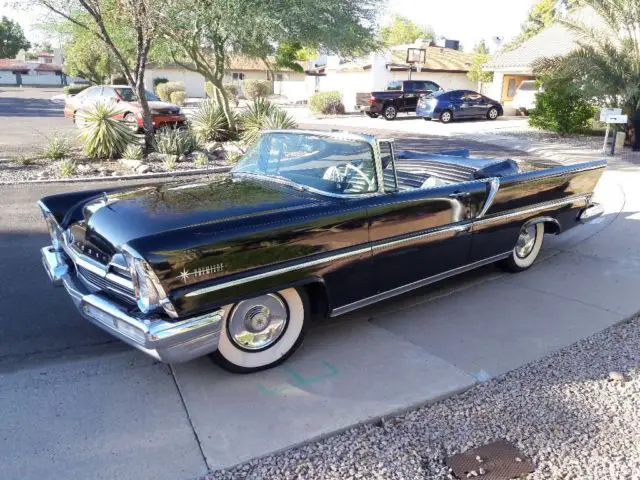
top-left (534, 0), bottom-right (640, 118)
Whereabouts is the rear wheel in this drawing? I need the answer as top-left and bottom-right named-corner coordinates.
top-left (383, 104), bottom-right (397, 121)
top-left (487, 107), bottom-right (499, 120)
top-left (439, 110), bottom-right (453, 123)
top-left (499, 223), bottom-right (544, 272)
top-left (211, 288), bottom-right (308, 373)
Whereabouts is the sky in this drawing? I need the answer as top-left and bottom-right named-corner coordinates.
top-left (386, 0), bottom-right (538, 51)
top-left (0, 0), bottom-right (537, 51)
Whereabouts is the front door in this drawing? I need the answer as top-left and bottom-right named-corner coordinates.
top-left (368, 180), bottom-right (490, 294)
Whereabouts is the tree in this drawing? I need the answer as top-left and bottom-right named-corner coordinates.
top-left (0, 16), bottom-right (30, 58)
top-left (380, 14), bottom-right (435, 47)
top-left (25, 41), bottom-right (53, 59)
top-left (27, 0), bottom-right (162, 148)
top-left (161, 0), bottom-right (381, 129)
top-left (467, 40), bottom-right (493, 83)
top-left (503, 0), bottom-right (578, 51)
top-left (534, 0), bottom-right (640, 120)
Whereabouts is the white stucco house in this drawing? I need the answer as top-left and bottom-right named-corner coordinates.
top-left (145, 56), bottom-right (311, 101)
top-left (0, 51), bottom-right (66, 86)
top-left (317, 42), bottom-right (476, 112)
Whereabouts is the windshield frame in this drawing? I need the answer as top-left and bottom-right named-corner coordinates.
top-left (115, 87), bottom-right (160, 102)
top-left (231, 129), bottom-right (386, 198)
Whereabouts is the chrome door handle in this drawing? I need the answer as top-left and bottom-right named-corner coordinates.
top-left (449, 191), bottom-right (470, 199)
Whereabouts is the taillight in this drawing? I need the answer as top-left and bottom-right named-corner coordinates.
top-left (369, 95), bottom-right (376, 105)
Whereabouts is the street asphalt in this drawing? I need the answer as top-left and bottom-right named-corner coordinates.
top-left (1, 87), bottom-right (637, 479)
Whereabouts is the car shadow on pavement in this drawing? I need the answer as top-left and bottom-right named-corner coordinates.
top-left (0, 97), bottom-right (64, 118)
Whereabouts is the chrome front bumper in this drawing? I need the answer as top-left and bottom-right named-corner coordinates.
top-left (579, 202), bottom-right (605, 223)
top-left (41, 246), bottom-right (223, 363)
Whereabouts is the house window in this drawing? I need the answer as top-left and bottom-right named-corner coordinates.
top-left (507, 79), bottom-right (517, 98)
top-left (232, 72), bottom-right (245, 81)
top-left (276, 73), bottom-right (283, 81)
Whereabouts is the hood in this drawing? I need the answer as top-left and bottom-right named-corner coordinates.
top-left (80, 175), bottom-right (324, 248)
top-left (145, 100), bottom-right (181, 113)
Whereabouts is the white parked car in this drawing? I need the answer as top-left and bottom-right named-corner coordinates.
top-left (512, 80), bottom-right (541, 115)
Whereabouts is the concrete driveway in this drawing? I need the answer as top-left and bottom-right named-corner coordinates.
top-left (1, 132), bottom-right (636, 479)
top-left (0, 87), bottom-right (74, 158)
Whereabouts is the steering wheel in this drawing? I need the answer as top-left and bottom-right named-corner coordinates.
top-left (323, 163), bottom-right (374, 192)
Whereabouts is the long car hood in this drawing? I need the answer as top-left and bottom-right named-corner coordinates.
top-left (81, 175), bottom-right (323, 247)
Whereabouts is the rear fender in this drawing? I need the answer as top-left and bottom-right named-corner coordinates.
top-left (523, 216), bottom-right (561, 234)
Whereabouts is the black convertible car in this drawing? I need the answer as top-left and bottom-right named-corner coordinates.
top-left (40, 130), bottom-right (605, 372)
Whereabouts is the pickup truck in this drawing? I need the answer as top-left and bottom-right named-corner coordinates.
top-left (357, 80), bottom-right (442, 120)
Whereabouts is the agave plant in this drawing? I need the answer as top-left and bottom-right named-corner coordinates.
top-left (122, 143), bottom-right (143, 160)
top-left (239, 98), bottom-right (297, 146)
top-left (153, 128), bottom-right (199, 156)
top-left (77, 102), bottom-right (137, 159)
top-left (189, 99), bottom-right (234, 143)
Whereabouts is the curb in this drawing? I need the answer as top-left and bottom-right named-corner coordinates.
top-left (0, 166), bottom-right (232, 186)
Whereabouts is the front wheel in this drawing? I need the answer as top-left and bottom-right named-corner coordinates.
top-left (487, 107), bottom-right (499, 120)
top-left (124, 113), bottom-right (140, 133)
top-left (439, 110), bottom-right (453, 123)
top-left (211, 288), bottom-right (308, 373)
top-left (499, 223), bottom-right (544, 272)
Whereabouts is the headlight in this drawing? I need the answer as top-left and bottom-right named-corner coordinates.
top-left (39, 204), bottom-right (64, 251)
top-left (122, 247), bottom-right (178, 318)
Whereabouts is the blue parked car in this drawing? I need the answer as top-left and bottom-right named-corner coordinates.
top-left (416, 90), bottom-right (503, 123)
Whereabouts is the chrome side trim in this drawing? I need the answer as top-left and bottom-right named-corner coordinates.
top-left (472, 193), bottom-right (590, 230)
top-left (372, 224), bottom-right (469, 252)
top-left (185, 245), bottom-right (373, 298)
top-left (330, 251), bottom-right (512, 317)
top-left (477, 177), bottom-right (500, 218)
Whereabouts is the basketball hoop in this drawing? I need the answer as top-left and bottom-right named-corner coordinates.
top-left (406, 48), bottom-right (426, 64)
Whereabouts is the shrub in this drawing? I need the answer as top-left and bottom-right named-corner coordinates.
top-left (77, 102), bottom-right (138, 159)
top-left (205, 82), bottom-right (240, 106)
top-left (308, 91), bottom-right (345, 114)
top-left (189, 99), bottom-right (235, 143)
top-left (112, 76), bottom-right (128, 85)
top-left (194, 152), bottom-right (209, 167)
top-left (244, 79), bottom-right (271, 100)
top-left (164, 155), bottom-right (178, 170)
top-left (239, 98), bottom-right (297, 145)
top-left (58, 159), bottom-right (77, 177)
top-left (122, 143), bottom-right (143, 160)
top-left (64, 84), bottom-right (89, 96)
top-left (153, 77), bottom-right (169, 89)
top-left (170, 91), bottom-right (186, 106)
top-left (42, 133), bottom-right (71, 160)
top-left (17, 155), bottom-right (36, 166)
top-left (529, 82), bottom-right (596, 135)
top-left (153, 128), bottom-right (199, 156)
top-left (156, 81), bottom-right (185, 102)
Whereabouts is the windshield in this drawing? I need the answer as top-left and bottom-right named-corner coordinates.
top-left (115, 87), bottom-right (160, 102)
top-left (232, 132), bottom-right (378, 195)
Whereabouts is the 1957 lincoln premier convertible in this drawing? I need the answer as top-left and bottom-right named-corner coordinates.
top-left (39, 130), bottom-right (606, 372)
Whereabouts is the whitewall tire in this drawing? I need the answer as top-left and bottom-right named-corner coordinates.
top-left (211, 288), bottom-right (308, 373)
top-left (499, 222), bottom-right (544, 272)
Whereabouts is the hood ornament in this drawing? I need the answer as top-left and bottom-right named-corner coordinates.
top-left (102, 192), bottom-right (109, 205)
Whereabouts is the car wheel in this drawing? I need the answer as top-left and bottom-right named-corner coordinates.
top-left (439, 110), bottom-right (453, 123)
top-left (383, 104), bottom-right (397, 121)
top-left (211, 288), bottom-right (308, 373)
top-left (499, 223), bottom-right (544, 272)
top-left (487, 107), bottom-right (499, 120)
top-left (124, 113), bottom-right (140, 133)
top-left (366, 112), bottom-right (379, 119)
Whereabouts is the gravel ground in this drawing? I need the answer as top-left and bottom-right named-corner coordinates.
top-left (207, 316), bottom-right (640, 480)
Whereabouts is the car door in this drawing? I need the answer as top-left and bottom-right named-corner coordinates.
top-left (79, 86), bottom-right (103, 109)
top-left (402, 81), bottom-right (420, 111)
top-left (459, 91), bottom-right (482, 118)
top-left (446, 90), bottom-right (465, 117)
top-left (368, 141), bottom-right (491, 294)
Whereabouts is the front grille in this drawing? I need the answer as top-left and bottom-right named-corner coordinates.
top-left (77, 266), bottom-right (136, 304)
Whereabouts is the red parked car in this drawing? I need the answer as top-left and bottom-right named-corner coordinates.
top-left (64, 85), bottom-right (186, 132)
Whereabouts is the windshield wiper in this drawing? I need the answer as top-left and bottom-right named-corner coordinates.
top-left (232, 171), bottom-right (308, 192)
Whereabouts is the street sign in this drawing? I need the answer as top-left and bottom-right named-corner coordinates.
top-left (606, 114), bottom-right (628, 124)
top-left (600, 107), bottom-right (622, 122)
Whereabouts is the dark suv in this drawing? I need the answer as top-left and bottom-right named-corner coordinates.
top-left (357, 80), bottom-right (442, 120)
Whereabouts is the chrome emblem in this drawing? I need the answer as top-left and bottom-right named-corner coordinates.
top-left (179, 263), bottom-right (225, 284)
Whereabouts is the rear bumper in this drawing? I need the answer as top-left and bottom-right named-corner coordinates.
top-left (41, 246), bottom-right (223, 363)
top-left (579, 202), bottom-right (604, 223)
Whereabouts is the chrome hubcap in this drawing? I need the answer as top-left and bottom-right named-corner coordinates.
top-left (228, 294), bottom-right (288, 350)
top-left (385, 107), bottom-right (395, 118)
top-left (442, 112), bottom-right (451, 122)
top-left (490, 109), bottom-right (497, 119)
top-left (515, 225), bottom-right (537, 258)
